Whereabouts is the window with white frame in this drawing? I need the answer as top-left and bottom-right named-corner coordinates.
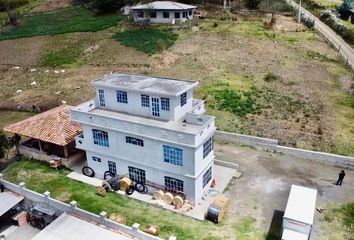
top-left (92, 129), bottom-right (109, 147)
top-left (108, 161), bottom-right (117, 174)
top-left (165, 176), bottom-right (184, 192)
top-left (203, 136), bottom-right (214, 159)
top-left (116, 90), bottom-right (128, 103)
top-left (180, 92), bottom-right (187, 106)
top-left (92, 156), bottom-right (101, 162)
top-left (128, 166), bottom-right (146, 184)
top-left (182, 12), bottom-right (186, 18)
top-left (189, 10), bottom-right (192, 16)
top-left (161, 98), bottom-right (170, 111)
top-left (141, 95), bottom-right (150, 107)
top-left (203, 166), bottom-right (212, 188)
top-left (98, 89), bottom-right (105, 107)
top-left (126, 136), bottom-right (144, 147)
top-left (175, 12), bottom-right (180, 18)
top-left (163, 145), bottom-right (183, 166)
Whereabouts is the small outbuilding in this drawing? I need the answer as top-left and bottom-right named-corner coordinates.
top-left (3, 105), bottom-right (83, 167)
top-left (131, 1), bottom-right (197, 24)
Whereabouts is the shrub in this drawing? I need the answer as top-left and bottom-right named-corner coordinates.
top-left (0, 0), bottom-right (28, 11)
top-left (91, 0), bottom-right (124, 13)
top-left (337, 0), bottom-right (353, 20)
top-left (246, 0), bottom-right (262, 9)
top-left (263, 71), bottom-right (278, 82)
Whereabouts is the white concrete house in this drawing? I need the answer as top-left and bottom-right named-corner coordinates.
top-left (71, 73), bottom-right (216, 204)
top-left (131, 1), bottom-right (197, 24)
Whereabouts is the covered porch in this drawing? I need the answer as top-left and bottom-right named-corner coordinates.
top-left (3, 105), bottom-right (84, 168)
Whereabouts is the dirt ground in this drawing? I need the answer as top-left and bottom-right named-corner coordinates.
top-left (215, 142), bottom-right (354, 239)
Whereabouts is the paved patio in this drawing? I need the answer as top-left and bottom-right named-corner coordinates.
top-left (67, 162), bottom-right (237, 220)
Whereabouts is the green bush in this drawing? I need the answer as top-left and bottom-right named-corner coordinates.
top-left (113, 27), bottom-right (178, 54)
top-left (337, 0), bottom-right (353, 20)
top-left (212, 83), bottom-right (260, 117)
top-left (263, 71), bottom-right (278, 82)
top-left (91, 0), bottom-right (123, 13)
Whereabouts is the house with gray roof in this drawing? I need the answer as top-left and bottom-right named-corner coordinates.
top-left (131, 1), bottom-right (197, 24)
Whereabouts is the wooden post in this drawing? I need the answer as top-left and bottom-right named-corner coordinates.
top-left (63, 145), bottom-right (69, 158)
top-left (38, 140), bottom-right (42, 152)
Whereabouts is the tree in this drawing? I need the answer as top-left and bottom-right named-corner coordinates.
top-left (91, 0), bottom-right (124, 14)
top-left (246, 0), bottom-right (262, 10)
top-left (1, 0), bottom-right (17, 25)
top-left (338, 0), bottom-right (353, 20)
top-left (0, 131), bottom-right (14, 160)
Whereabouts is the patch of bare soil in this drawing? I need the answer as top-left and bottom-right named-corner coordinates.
top-left (56, 191), bottom-right (71, 201)
top-left (150, 51), bottom-right (178, 69)
top-left (31, 0), bottom-right (70, 12)
top-left (0, 36), bottom-right (48, 67)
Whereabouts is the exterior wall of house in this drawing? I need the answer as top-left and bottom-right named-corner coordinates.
top-left (71, 75), bottom-right (215, 204)
top-left (133, 9), bottom-right (194, 24)
top-left (84, 149), bottom-right (212, 204)
top-left (95, 87), bottom-right (193, 122)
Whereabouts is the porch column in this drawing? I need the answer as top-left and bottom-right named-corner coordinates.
top-left (38, 140), bottom-right (42, 152)
top-left (63, 145), bottom-right (69, 158)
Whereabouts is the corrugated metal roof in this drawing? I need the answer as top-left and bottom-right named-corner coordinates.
top-left (0, 191), bottom-right (24, 216)
top-left (131, 1), bottom-right (197, 10)
top-left (32, 213), bottom-right (135, 240)
top-left (3, 105), bottom-right (82, 146)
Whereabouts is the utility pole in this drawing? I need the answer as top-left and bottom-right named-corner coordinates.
top-left (297, 0), bottom-right (302, 23)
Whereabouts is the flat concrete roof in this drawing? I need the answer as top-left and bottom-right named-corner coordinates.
top-left (0, 191), bottom-right (24, 216)
top-left (91, 73), bottom-right (199, 96)
top-left (31, 213), bottom-right (134, 240)
top-left (283, 185), bottom-right (317, 225)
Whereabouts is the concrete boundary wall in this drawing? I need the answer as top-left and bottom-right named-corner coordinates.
top-left (215, 131), bottom-right (354, 168)
top-left (0, 175), bottom-right (169, 240)
top-left (215, 131), bottom-right (278, 150)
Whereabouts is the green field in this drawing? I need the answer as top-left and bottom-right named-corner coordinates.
top-left (113, 27), bottom-right (178, 54)
top-left (0, 6), bottom-right (124, 40)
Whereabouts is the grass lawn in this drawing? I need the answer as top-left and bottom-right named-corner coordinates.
top-left (2, 160), bottom-right (227, 240)
top-left (0, 6), bottom-right (124, 40)
top-left (113, 27), bottom-right (178, 54)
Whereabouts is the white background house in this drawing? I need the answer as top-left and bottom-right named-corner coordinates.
top-left (71, 73), bottom-right (216, 204)
top-left (131, 1), bottom-right (197, 24)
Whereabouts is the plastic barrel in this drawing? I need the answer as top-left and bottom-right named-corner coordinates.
top-left (206, 204), bottom-right (220, 223)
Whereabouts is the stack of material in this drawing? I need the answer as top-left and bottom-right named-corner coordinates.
top-left (206, 195), bottom-right (230, 223)
top-left (109, 213), bottom-right (127, 224)
top-left (143, 224), bottom-right (160, 236)
top-left (172, 195), bottom-right (184, 208)
top-left (153, 190), bottom-right (164, 200)
top-left (178, 200), bottom-right (193, 212)
top-left (213, 195), bottom-right (230, 221)
top-left (119, 177), bottom-right (132, 191)
top-left (162, 192), bottom-right (174, 205)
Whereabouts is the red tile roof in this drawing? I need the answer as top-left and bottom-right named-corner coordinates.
top-left (3, 105), bottom-right (82, 146)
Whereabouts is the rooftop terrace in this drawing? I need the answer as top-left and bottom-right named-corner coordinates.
top-left (91, 73), bottom-right (199, 96)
